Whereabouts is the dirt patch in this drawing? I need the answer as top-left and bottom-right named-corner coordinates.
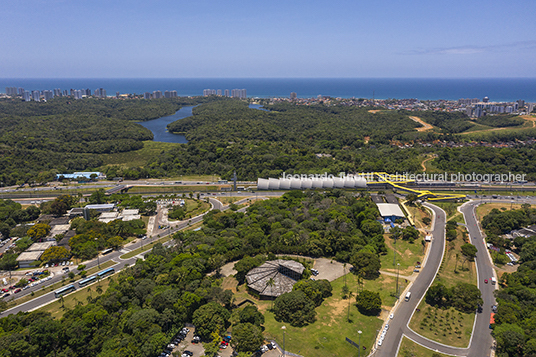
top-left (409, 116), bottom-right (434, 132)
top-left (368, 110), bottom-right (381, 113)
top-left (222, 276), bottom-right (238, 292)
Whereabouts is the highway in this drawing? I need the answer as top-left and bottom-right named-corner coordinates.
top-left (1, 195), bottom-right (277, 316)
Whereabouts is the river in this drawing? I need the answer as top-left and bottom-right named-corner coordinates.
top-left (138, 103), bottom-right (268, 143)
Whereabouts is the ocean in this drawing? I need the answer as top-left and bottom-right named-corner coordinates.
top-left (1, 78), bottom-right (536, 102)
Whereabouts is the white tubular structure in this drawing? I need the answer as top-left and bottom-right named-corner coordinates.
top-left (257, 176), bottom-right (367, 190)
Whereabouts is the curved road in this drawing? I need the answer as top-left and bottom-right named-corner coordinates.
top-left (377, 198), bottom-right (507, 357)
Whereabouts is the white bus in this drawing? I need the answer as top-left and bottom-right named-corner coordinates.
top-left (405, 292), bottom-right (411, 301)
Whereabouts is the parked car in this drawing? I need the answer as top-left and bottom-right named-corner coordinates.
top-left (14, 288), bottom-right (21, 293)
top-left (484, 279), bottom-right (488, 283)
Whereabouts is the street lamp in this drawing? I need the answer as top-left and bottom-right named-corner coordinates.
top-left (396, 263), bottom-right (400, 299)
top-left (281, 326), bottom-right (286, 357)
top-left (95, 238), bottom-right (100, 269)
top-left (358, 330), bottom-right (362, 357)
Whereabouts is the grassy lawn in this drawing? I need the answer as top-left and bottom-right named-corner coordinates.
top-left (408, 226), bottom-right (476, 347)
top-left (128, 185), bottom-right (219, 194)
top-left (99, 141), bottom-right (179, 167)
top-left (37, 278), bottom-right (113, 320)
top-left (398, 337), bottom-right (450, 357)
top-left (409, 303), bottom-right (474, 348)
top-left (168, 198), bottom-right (211, 221)
top-left (227, 270), bottom-right (399, 357)
top-left (436, 227), bottom-right (475, 288)
top-left (476, 202), bottom-right (531, 221)
top-left (432, 201), bottom-right (463, 220)
top-left (381, 234), bottom-right (425, 276)
top-left (120, 235), bottom-right (173, 259)
top-left (405, 204), bottom-right (432, 231)
top-left (217, 196), bottom-right (253, 204)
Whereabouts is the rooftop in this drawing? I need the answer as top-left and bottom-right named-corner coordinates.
top-left (246, 259), bottom-right (305, 298)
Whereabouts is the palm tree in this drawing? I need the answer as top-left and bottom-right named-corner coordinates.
top-left (266, 278), bottom-right (275, 309)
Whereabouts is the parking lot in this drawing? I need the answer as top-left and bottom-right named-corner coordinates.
top-left (313, 257), bottom-right (345, 281)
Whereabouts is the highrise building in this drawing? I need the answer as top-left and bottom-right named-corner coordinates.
top-left (5, 87), bottom-right (17, 96)
top-left (164, 90), bottom-right (171, 98)
top-left (144, 92), bottom-right (150, 99)
top-left (203, 89), bottom-right (216, 96)
top-left (95, 88), bottom-right (106, 98)
top-left (43, 90), bottom-right (54, 100)
top-left (290, 92), bottom-right (297, 100)
top-left (23, 91), bottom-right (31, 101)
top-left (74, 90), bottom-right (83, 99)
top-left (31, 90), bottom-right (40, 102)
top-left (170, 90), bottom-right (177, 98)
top-left (224, 89), bottom-right (230, 97)
top-left (18, 88), bottom-right (25, 96)
top-left (217, 89), bottom-right (222, 96)
top-left (54, 88), bottom-right (62, 97)
top-left (63, 90), bottom-right (68, 96)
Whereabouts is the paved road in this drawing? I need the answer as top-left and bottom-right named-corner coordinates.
top-left (376, 202), bottom-right (447, 357)
top-left (377, 196), bottom-right (533, 357)
top-left (1, 195), bottom-right (280, 316)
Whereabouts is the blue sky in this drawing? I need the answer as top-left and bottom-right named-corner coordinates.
top-left (1, 0), bottom-right (535, 78)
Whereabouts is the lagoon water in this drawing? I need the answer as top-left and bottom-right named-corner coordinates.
top-left (139, 103), bottom-right (267, 143)
top-left (137, 106), bottom-right (194, 143)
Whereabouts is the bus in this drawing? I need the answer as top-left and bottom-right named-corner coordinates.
top-left (405, 292), bottom-right (411, 301)
top-left (101, 248), bottom-right (113, 255)
top-left (78, 275), bottom-right (97, 288)
top-left (97, 267), bottom-right (115, 279)
top-left (55, 285), bottom-right (76, 298)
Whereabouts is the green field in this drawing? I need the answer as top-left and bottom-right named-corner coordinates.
top-left (398, 337), bottom-right (450, 357)
top-left (99, 140), bottom-right (179, 167)
top-left (381, 233), bottom-right (425, 277)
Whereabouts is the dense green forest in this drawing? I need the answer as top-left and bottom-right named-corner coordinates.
top-left (2, 96), bottom-right (536, 185)
top-left (168, 100), bottom-right (420, 144)
top-left (0, 97), bottom-right (211, 185)
top-left (0, 191), bottom-right (384, 357)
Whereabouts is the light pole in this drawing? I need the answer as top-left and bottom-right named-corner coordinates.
top-left (281, 326), bottom-right (286, 357)
top-left (396, 263), bottom-right (400, 299)
top-left (358, 330), bottom-right (362, 357)
top-left (95, 238), bottom-right (100, 269)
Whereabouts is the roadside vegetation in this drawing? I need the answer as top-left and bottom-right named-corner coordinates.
top-left (398, 336), bottom-right (450, 357)
top-left (409, 218), bottom-right (479, 347)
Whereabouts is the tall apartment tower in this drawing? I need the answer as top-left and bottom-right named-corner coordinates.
top-left (95, 88), bottom-right (106, 98)
top-left (18, 88), bottom-right (25, 95)
top-left (31, 90), bottom-right (40, 102)
top-left (224, 89), bottom-right (230, 97)
top-left (23, 91), bottom-right (31, 101)
top-left (43, 90), bottom-right (54, 100)
top-left (153, 90), bottom-right (162, 99)
top-left (170, 90), bottom-right (177, 98)
top-left (290, 92), bottom-right (297, 100)
top-left (144, 92), bottom-right (150, 99)
top-left (217, 89), bottom-right (222, 96)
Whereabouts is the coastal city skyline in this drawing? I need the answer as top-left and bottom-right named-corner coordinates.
top-left (1, 0), bottom-right (535, 78)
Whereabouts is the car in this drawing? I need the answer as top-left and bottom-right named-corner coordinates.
top-left (1, 288), bottom-right (8, 293)
top-left (192, 336), bottom-right (201, 343)
top-left (2, 293), bottom-right (10, 298)
top-left (261, 345), bottom-right (268, 353)
top-left (389, 313), bottom-right (394, 319)
top-left (477, 305), bottom-right (483, 313)
top-left (415, 265), bottom-right (421, 269)
top-left (183, 351), bottom-right (193, 357)
top-left (45, 264), bottom-right (49, 268)
top-left (492, 305), bottom-right (498, 312)
top-left (413, 269), bottom-right (420, 273)
top-left (70, 261), bottom-right (73, 265)
top-left (14, 288), bottom-right (21, 293)
top-left (484, 279), bottom-right (488, 283)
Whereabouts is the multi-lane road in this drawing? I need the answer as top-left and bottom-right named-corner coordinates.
top-left (376, 195), bottom-right (536, 357)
